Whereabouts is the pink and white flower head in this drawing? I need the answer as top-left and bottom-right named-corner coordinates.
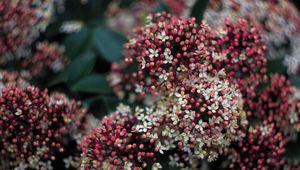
top-left (227, 123), bottom-right (286, 170)
top-left (0, 85), bottom-right (86, 169)
top-left (204, 0), bottom-right (300, 74)
top-left (244, 74), bottom-right (300, 137)
top-left (22, 41), bottom-right (68, 76)
top-left (0, 0), bottom-right (54, 60)
top-left (122, 13), bottom-right (266, 98)
top-left (81, 104), bottom-right (162, 170)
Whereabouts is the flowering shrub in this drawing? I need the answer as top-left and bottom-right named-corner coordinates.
top-left (227, 123), bottom-right (286, 170)
top-left (204, 0), bottom-right (300, 74)
top-left (0, 85), bottom-right (86, 169)
top-left (0, 0), bottom-right (54, 59)
top-left (22, 41), bottom-right (68, 76)
top-left (1, 0), bottom-right (300, 170)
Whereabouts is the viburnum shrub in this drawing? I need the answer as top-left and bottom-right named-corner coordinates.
top-left (81, 104), bottom-right (163, 170)
top-left (109, 13), bottom-right (267, 102)
top-left (0, 85), bottom-right (86, 169)
top-left (205, 0), bottom-right (300, 74)
top-left (103, 12), bottom-right (300, 170)
top-left (227, 123), bottom-right (286, 170)
top-left (0, 0), bottom-right (53, 59)
top-left (244, 74), bottom-right (300, 137)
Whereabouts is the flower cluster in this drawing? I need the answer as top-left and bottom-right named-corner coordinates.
top-left (0, 70), bottom-right (30, 89)
top-left (241, 74), bottom-right (300, 138)
top-left (0, 0), bottom-right (54, 59)
top-left (121, 13), bottom-right (266, 99)
top-left (204, 0), bottom-right (300, 74)
top-left (227, 123), bottom-right (286, 170)
top-left (0, 85), bottom-right (86, 169)
top-left (81, 105), bottom-right (161, 170)
top-left (22, 41), bottom-right (68, 76)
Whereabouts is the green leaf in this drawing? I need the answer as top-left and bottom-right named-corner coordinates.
top-left (93, 26), bottom-right (127, 63)
top-left (71, 74), bottom-right (112, 93)
top-left (63, 27), bottom-right (91, 59)
top-left (67, 51), bottom-right (96, 83)
top-left (154, 1), bottom-right (170, 13)
top-left (291, 75), bottom-right (300, 87)
top-left (83, 96), bottom-right (109, 118)
top-left (267, 57), bottom-right (286, 74)
top-left (190, 0), bottom-right (210, 23)
top-left (46, 71), bottom-right (69, 87)
top-left (284, 137), bottom-right (300, 161)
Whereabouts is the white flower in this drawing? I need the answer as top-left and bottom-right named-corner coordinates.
top-left (128, 38), bottom-right (136, 45)
top-left (208, 103), bottom-right (219, 113)
top-left (184, 110), bottom-right (195, 120)
top-left (159, 70), bottom-right (169, 81)
top-left (156, 141), bottom-right (167, 154)
top-left (195, 120), bottom-right (204, 131)
top-left (152, 163), bottom-right (162, 170)
top-left (170, 114), bottom-right (179, 125)
top-left (157, 31), bottom-right (169, 42)
top-left (169, 155), bottom-right (179, 167)
top-left (60, 21), bottom-right (83, 33)
top-left (163, 48), bottom-right (173, 64)
top-left (14, 162), bottom-right (28, 170)
top-left (135, 84), bottom-right (143, 93)
top-left (196, 84), bottom-right (204, 93)
top-left (162, 126), bottom-right (175, 138)
top-left (136, 123), bottom-right (148, 133)
top-left (149, 49), bottom-right (159, 58)
top-left (260, 125), bottom-right (271, 136)
top-left (289, 111), bottom-right (299, 124)
top-left (116, 104), bottom-right (131, 115)
top-left (63, 156), bottom-right (73, 169)
top-left (15, 108), bottom-right (22, 116)
top-left (141, 57), bottom-right (146, 69)
top-left (42, 161), bottom-right (53, 170)
top-left (124, 162), bottom-right (133, 170)
top-left (175, 92), bottom-right (187, 107)
top-left (207, 152), bottom-right (218, 162)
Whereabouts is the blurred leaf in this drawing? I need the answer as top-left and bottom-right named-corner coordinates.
top-left (72, 74), bottom-right (112, 93)
top-left (154, 1), bottom-right (170, 13)
top-left (84, 96), bottom-right (109, 118)
top-left (190, 0), bottom-right (210, 23)
top-left (291, 75), bottom-right (300, 87)
top-left (93, 26), bottom-right (127, 63)
top-left (46, 71), bottom-right (69, 87)
top-left (267, 57), bottom-right (286, 74)
top-left (84, 0), bottom-right (111, 22)
top-left (67, 51), bottom-right (96, 83)
top-left (284, 137), bottom-right (300, 161)
top-left (63, 27), bottom-right (91, 58)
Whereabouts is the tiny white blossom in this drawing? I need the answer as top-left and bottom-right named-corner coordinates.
top-left (289, 111), bottom-right (299, 124)
top-left (208, 103), bottom-right (219, 113)
top-left (141, 57), bottom-right (146, 69)
top-left (159, 70), bottom-right (169, 81)
top-left (156, 141), bottom-right (167, 154)
top-left (260, 125), bottom-right (271, 136)
top-left (149, 49), bottom-right (159, 58)
top-left (157, 31), bottom-right (169, 42)
top-left (152, 163), bottom-right (162, 170)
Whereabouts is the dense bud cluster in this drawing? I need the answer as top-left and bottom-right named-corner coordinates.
top-left (0, 85), bottom-right (86, 169)
top-left (245, 74), bottom-right (300, 134)
top-left (22, 41), bottom-right (68, 76)
top-left (0, 70), bottom-right (30, 89)
top-left (81, 105), bottom-right (161, 170)
top-left (227, 123), bottom-right (286, 170)
top-left (204, 0), bottom-right (300, 74)
top-left (0, 0), bottom-right (54, 59)
top-left (109, 13), bottom-right (267, 103)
